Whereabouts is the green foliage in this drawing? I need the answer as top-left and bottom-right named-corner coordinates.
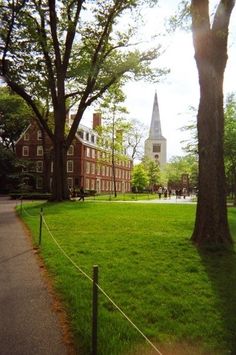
top-left (0, 143), bottom-right (23, 191)
top-left (0, 0), bottom-right (166, 200)
top-left (0, 87), bottom-right (32, 150)
top-left (224, 93), bottom-right (236, 202)
top-left (126, 118), bottom-right (147, 160)
top-left (142, 157), bottom-right (160, 189)
top-left (131, 163), bottom-right (149, 191)
top-left (0, 0), bottom-right (165, 122)
top-left (161, 155), bottom-right (198, 188)
top-left (20, 201), bottom-right (236, 354)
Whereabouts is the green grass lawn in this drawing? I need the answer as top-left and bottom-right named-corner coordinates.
top-left (86, 192), bottom-right (160, 201)
top-left (19, 201), bottom-right (236, 355)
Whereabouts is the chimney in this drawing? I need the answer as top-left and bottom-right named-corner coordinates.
top-left (93, 112), bottom-right (102, 129)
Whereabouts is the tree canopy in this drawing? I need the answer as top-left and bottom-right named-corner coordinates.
top-left (0, 0), bottom-right (165, 200)
top-left (0, 87), bottom-right (32, 151)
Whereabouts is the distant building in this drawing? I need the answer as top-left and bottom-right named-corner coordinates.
top-left (15, 113), bottom-right (132, 193)
top-left (144, 92), bottom-right (167, 166)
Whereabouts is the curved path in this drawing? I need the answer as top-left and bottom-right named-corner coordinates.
top-left (0, 196), bottom-right (71, 355)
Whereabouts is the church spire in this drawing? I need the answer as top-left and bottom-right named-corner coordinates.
top-left (149, 91), bottom-right (163, 139)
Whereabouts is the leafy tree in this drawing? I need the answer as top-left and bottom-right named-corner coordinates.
top-left (131, 163), bottom-right (149, 192)
top-left (0, 87), bottom-right (32, 151)
top-left (190, 0), bottom-right (235, 247)
top-left (161, 154), bottom-right (198, 190)
top-left (224, 93), bottom-right (236, 205)
top-left (98, 88), bottom-right (130, 197)
top-left (0, 143), bottom-right (32, 191)
top-left (126, 118), bottom-right (147, 161)
top-left (142, 157), bottom-right (160, 191)
top-left (0, 0), bottom-right (165, 201)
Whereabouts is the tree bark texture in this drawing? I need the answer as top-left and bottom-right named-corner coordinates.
top-left (191, 0), bottom-right (235, 246)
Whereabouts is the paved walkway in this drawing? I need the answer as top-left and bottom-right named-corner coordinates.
top-left (0, 196), bottom-right (71, 355)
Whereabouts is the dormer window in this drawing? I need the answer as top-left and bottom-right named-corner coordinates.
top-left (24, 132), bottom-right (29, 141)
top-left (37, 130), bottom-right (42, 140)
top-left (67, 145), bottom-right (74, 156)
top-left (86, 132), bottom-right (89, 141)
top-left (78, 130), bottom-right (84, 139)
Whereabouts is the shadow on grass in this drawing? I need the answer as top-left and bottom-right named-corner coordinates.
top-left (199, 246), bottom-right (236, 353)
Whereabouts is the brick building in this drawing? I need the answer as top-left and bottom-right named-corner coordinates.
top-left (15, 113), bottom-right (132, 193)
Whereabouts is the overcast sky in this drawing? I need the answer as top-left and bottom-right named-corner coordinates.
top-left (82, 0), bottom-right (236, 161)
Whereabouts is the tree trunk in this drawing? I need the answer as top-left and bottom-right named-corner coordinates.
top-left (51, 108), bottom-right (69, 201)
top-left (51, 139), bottom-right (68, 201)
top-left (190, 0), bottom-right (234, 247)
top-left (191, 73), bottom-right (232, 246)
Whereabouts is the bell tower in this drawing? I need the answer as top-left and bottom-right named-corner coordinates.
top-left (144, 92), bottom-right (167, 166)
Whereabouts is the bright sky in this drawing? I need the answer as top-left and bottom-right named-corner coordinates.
top-left (82, 0), bottom-right (236, 161)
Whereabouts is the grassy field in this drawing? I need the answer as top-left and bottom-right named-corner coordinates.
top-left (19, 201), bottom-right (236, 355)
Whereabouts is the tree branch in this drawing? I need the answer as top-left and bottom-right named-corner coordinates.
top-left (63, 0), bottom-right (84, 72)
top-left (5, 78), bottom-right (54, 141)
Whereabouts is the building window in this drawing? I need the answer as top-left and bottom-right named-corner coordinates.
top-left (85, 178), bottom-right (90, 189)
top-left (37, 145), bottom-right (43, 156)
top-left (86, 147), bottom-right (90, 157)
top-left (91, 135), bottom-right (95, 143)
top-left (37, 130), bottom-right (42, 140)
top-left (91, 148), bottom-right (95, 159)
top-left (67, 177), bottom-right (73, 188)
top-left (153, 144), bottom-right (161, 153)
top-left (86, 132), bottom-right (89, 141)
top-left (67, 145), bottom-right (74, 156)
top-left (78, 130), bottom-right (84, 139)
top-left (91, 179), bottom-right (95, 190)
top-left (85, 161), bottom-right (90, 174)
top-left (36, 161), bottom-right (43, 172)
top-left (36, 177), bottom-right (43, 189)
top-left (91, 163), bottom-right (95, 174)
top-left (24, 133), bottom-right (29, 141)
top-left (96, 164), bottom-right (100, 175)
top-left (22, 146), bottom-right (29, 156)
top-left (67, 160), bottom-right (73, 173)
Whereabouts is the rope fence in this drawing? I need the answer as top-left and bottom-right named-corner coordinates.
top-left (20, 202), bottom-right (163, 355)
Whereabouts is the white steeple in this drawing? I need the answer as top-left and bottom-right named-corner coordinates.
top-left (144, 92), bottom-right (167, 166)
top-left (149, 91), bottom-right (163, 139)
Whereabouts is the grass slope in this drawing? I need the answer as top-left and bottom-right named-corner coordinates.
top-left (20, 201), bottom-right (236, 355)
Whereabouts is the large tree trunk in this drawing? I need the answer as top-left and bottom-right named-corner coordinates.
top-left (51, 107), bottom-right (69, 201)
top-left (51, 139), bottom-right (68, 201)
top-left (190, 0), bottom-right (234, 247)
top-left (191, 71), bottom-right (232, 245)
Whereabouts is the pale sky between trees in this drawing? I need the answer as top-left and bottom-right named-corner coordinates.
top-left (82, 0), bottom-right (236, 160)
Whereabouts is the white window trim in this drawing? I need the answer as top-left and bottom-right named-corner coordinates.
top-left (36, 160), bottom-right (43, 172)
top-left (67, 160), bottom-right (74, 173)
top-left (37, 130), bottom-right (42, 140)
top-left (67, 145), bottom-right (74, 156)
top-left (22, 146), bottom-right (29, 156)
top-left (37, 145), bottom-right (43, 156)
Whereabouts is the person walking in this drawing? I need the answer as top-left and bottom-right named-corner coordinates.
top-left (79, 186), bottom-right (85, 201)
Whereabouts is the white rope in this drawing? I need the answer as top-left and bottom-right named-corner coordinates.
top-left (42, 216), bottom-right (93, 283)
top-left (21, 203), bottom-right (38, 218)
top-left (96, 283), bottom-right (163, 355)
top-left (41, 215), bottom-right (163, 355)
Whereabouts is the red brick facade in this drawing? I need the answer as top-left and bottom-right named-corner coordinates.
top-left (15, 115), bottom-right (132, 193)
